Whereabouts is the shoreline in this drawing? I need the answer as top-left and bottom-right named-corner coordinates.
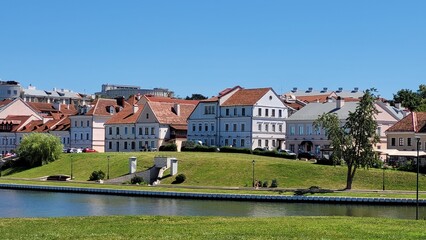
top-left (1, 183), bottom-right (426, 206)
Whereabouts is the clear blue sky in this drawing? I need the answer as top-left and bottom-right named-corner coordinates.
top-left (1, 0), bottom-right (425, 99)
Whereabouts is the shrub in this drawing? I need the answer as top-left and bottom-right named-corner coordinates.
top-left (173, 173), bottom-right (186, 184)
top-left (159, 143), bottom-right (177, 152)
top-left (89, 170), bottom-right (105, 181)
top-left (130, 175), bottom-right (144, 184)
top-left (262, 181), bottom-right (269, 188)
top-left (219, 147), bottom-right (252, 154)
top-left (182, 145), bottom-right (219, 152)
top-left (270, 179), bottom-right (278, 188)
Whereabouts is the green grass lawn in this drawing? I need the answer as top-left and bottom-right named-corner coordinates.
top-left (1, 215), bottom-right (425, 239)
top-left (2, 152), bottom-right (426, 191)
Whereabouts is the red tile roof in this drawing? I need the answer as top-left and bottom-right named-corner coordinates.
top-left (0, 99), bottom-right (13, 108)
top-left (221, 88), bottom-right (271, 106)
top-left (145, 95), bottom-right (199, 105)
top-left (387, 112), bottom-right (426, 133)
top-left (148, 102), bottom-right (196, 125)
top-left (86, 98), bottom-right (128, 116)
top-left (1, 115), bottom-right (33, 132)
top-left (105, 105), bottom-right (144, 125)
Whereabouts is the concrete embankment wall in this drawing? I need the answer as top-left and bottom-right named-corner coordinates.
top-left (1, 183), bottom-right (426, 206)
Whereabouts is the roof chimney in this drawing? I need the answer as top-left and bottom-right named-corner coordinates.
top-left (174, 103), bottom-right (181, 116)
top-left (336, 96), bottom-right (344, 109)
top-left (306, 87), bottom-right (313, 93)
top-left (133, 104), bottom-right (139, 114)
top-left (291, 87), bottom-right (298, 93)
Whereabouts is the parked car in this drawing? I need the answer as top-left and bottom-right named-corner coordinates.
top-left (278, 149), bottom-right (296, 156)
top-left (297, 152), bottom-right (317, 160)
top-left (67, 148), bottom-right (83, 153)
top-left (253, 147), bottom-right (268, 152)
top-left (83, 148), bottom-right (97, 153)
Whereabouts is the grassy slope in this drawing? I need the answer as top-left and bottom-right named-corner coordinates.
top-left (3, 152), bottom-right (426, 191)
top-left (1, 216), bottom-right (425, 239)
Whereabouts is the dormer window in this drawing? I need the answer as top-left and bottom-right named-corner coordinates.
top-left (146, 113), bottom-right (149, 119)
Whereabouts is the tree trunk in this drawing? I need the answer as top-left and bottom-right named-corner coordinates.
top-left (346, 164), bottom-right (357, 190)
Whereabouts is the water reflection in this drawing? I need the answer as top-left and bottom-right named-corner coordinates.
top-left (0, 189), bottom-right (424, 219)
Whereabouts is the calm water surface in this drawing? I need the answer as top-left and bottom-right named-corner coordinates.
top-left (0, 189), bottom-right (424, 219)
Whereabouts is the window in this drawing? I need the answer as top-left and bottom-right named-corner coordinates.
top-left (204, 105), bottom-right (215, 115)
top-left (272, 140), bottom-right (276, 147)
top-left (258, 139), bottom-right (262, 147)
top-left (399, 138), bottom-right (404, 146)
top-left (306, 125), bottom-right (312, 135)
top-left (258, 108), bottom-right (262, 116)
top-left (226, 109), bottom-right (230, 116)
top-left (109, 127), bottom-right (112, 135)
top-left (298, 126), bottom-right (304, 135)
top-left (258, 124), bottom-right (262, 131)
top-left (81, 121), bottom-right (83, 127)
top-left (146, 113), bottom-right (149, 119)
top-left (272, 124), bottom-right (276, 132)
top-left (151, 127), bottom-right (155, 135)
top-left (279, 125), bottom-right (283, 132)
top-left (279, 110), bottom-right (282, 117)
top-left (265, 124), bottom-right (269, 132)
top-left (377, 127), bottom-right (382, 137)
top-left (232, 139), bottom-right (236, 147)
top-left (265, 109), bottom-right (269, 117)
top-left (116, 127), bottom-right (120, 135)
top-left (205, 124), bottom-right (208, 131)
top-left (242, 108), bottom-right (246, 116)
top-left (7, 90), bottom-right (11, 95)
top-left (132, 127), bottom-right (135, 134)
top-left (86, 133), bottom-right (89, 140)
top-left (139, 127), bottom-right (142, 135)
top-left (74, 121), bottom-right (77, 127)
top-left (225, 139), bottom-right (229, 146)
top-left (124, 142), bottom-right (128, 149)
top-left (225, 124), bottom-right (229, 132)
top-left (290, 126), bottom-right (295, 135)
top-left (407, 138), bottom-right (412, 147)
top-left (80, 133), bottom-right (83, 140)
top-left (241, 124), bottom-right (245, 132)
top-left (233, 108), bottom-right (237, 116)
top-left (211, 124), bottom-right (214, 131)
top-left (210, 139), bottom-right (214, 145)
top-left (13, 90), bottom-right (17, 95)
top-left (240, 139), bottom-right (245, 147)
top-left (192, 124), bottom-right (196, 131)
top-left (87, 121), bottom-right (90, 127)
top-left (109, 142), bottom-right (112, 149)
top-left (125, 127), bottom-right (128, 135)
top-left (198, 124), bottom-right (202, 131)
top-left (145, 127), bottom-right (149, 135)
top-left (272, 109), bottom-right (275, 117)
top-left (131, 142), bottom-right (135, 150)
top-left (290, 144), bottom-right (295, 152)
top-left (391, 138), bottom-right (396, 146)
top-left (233, 124), bottom-right (237, 132)
top-left (265, 140), bottom-right (269, 147)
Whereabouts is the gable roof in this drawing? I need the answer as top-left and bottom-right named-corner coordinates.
top-left (221, 88), bottom-right (271, 106)
top-left (286, 101), bottom-right (359, 121)
top-left (386, 112), bottom-right (426, 133)
top-left (144, 95), bottom-right (199, 105)
top-left (105, 105), bottom-right (144, 125)
top-left (85, 98), bottom-right (127, 116)
top-left (148, 102), bottom-right (196, 125)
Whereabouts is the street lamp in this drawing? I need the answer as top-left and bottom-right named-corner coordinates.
top-left (382, 165), bottom-right (386, 191)
top-left (415, 135), bottom-right (421, 220)
top-left (252, 160), bottom-right (255, 187)
top-left (107, 155), bottom-right (110, 179)
top-left (70, 155), bottom-right (73, 180)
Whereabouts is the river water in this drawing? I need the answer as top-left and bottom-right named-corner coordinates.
top-left (0, 189), bottom-right (424, 219)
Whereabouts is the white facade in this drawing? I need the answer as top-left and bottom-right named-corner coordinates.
top-left (187, 88), bottom-right (287, 150)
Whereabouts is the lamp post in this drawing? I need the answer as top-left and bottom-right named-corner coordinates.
top-left (382, 165), bottom-right (385, 191)
top-left (415, 135), bottom-right (420, 220)
top-left (70, 155), bottom-right (73, 180)
top-left (107, 155), bottom-right (110, 180)
top-left (252, 160), bottom-right (255, 187)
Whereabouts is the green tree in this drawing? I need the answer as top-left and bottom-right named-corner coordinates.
top-left (314, 90), bottom-right (380, 189)
top-left (393, 89), bottom-right (422, 111)
top-left (185, 94), bottom-right (208, 100)
top-left (16, 133), bottom-right (63, 167)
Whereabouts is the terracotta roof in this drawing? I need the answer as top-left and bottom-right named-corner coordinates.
top-left (387, 112), bottom-right (426, 133)
top-left (297, 95), bottom-right (332, 103)
top-left (170, 124), bottom-right (187, 131)
top-left (221, 88), bottom-right (271, 106)
top-left (0, 99), bottom-right (13, 108)
top-left (149, 102), bottom-right (196, 125)
top-left (86, 98), bottom-right (127, 116)
top-left (27, 102), bottom-right (57, 113)
top-left (200, 96), bottom-right (219, 103)
top-left (105, 105), bottom-right (144, 125)
top-left (145, 96), bottom-right (199, 105)
top-left (50, 117), bottom-right (71, 131)
top-left (18, 120), bottom-right (45, 132)
top-left (285, 101), bottom-right (305, 111)
top-left (1, 115), bottom-right (33, 132)
top-left (218, 86), bottom-right (242, 96)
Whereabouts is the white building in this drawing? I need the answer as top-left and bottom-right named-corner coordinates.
top-left (187, 86), bottom-right (288, 150)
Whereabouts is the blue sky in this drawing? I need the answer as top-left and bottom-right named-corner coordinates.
top-left (1, 0), bottom-right (425, 99)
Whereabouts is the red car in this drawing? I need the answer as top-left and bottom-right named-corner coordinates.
top-left (83, 148), bottom-right (97, 153)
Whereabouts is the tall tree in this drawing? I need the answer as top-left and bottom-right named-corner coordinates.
top-left (314, 90), bottom-right (379, 189)
top-left (16, 133), bottom-right (63, 167)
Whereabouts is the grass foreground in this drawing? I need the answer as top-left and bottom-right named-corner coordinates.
top-left (1, 215), bottom-right (425, 239)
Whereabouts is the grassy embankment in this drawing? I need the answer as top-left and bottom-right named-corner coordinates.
top-left (1, 152), bottom-right (426, 197)
top-left (1, 215), bottom-right (425, 239)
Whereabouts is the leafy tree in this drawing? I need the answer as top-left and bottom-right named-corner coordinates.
top-left (393, 89), bottom-right (422, 111)
top-left (185, 94), bottom-right (208, 100)
top-left (16, 133), bottom-right (63, 167)
top-left (314, 90), bottom-right (380, 189)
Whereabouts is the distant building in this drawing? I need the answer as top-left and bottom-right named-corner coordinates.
top-left (0, 81), bottom-right (22, 100)
top-left (96, 84), bottom-right (174, 99)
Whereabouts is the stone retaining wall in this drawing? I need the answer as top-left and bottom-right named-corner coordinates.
top-left (1, 183), bottom-right (425, 206)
